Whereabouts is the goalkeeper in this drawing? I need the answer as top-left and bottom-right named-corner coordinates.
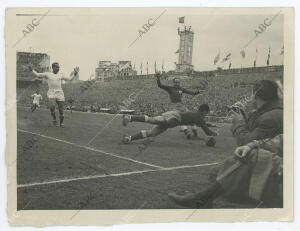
top-left (122, 104), bottom-right (218, 144)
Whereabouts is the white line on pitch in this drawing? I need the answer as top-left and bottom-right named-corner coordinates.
top-left (17, 129), bottom-right (163, 169)
top-left (18, 162), bottom-right (221, 188)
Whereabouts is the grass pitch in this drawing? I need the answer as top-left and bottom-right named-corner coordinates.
top-left (17, 106), bottom-right (241, 210)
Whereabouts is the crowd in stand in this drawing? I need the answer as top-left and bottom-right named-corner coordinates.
top-left (17, 72), bottom-right (282, 119)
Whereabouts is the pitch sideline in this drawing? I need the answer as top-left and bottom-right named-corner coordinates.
top-left (18, 161), bottom-right (221, 188)
top-left (17, 129), bottom-right (163, 169)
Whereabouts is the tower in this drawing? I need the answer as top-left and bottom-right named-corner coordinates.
top-left (176, 26), bottom-right (194, 72)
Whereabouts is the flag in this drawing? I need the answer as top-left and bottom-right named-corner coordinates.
top-left (179, 16), bottom-right (185, 24)
top-left (175, 49), bottom-right (179, 54)
top-left (146, 62), bottom-right (148, 75)
top-left (214, 51), bottom-right (220, 65)
top-left (267, 47), bottom-right (271, 66)
top-left (222, 53), bottom-right (231, 63)
top-left (240, 50), bottom-right (246, 59)
top-left (280, 45), bottom-right (284, 55)
top-left (253, 48), bottom-right (258, 67)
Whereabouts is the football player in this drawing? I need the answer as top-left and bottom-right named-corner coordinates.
top-left (122, 104), bottom-right (218, 143)
top-left (30, 63), bottom-right (77, 127)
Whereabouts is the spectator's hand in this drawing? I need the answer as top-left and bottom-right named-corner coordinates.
top-left (234, 145), bottom-right (251, 159)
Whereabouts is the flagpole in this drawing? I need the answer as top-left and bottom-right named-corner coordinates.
top-left (255, 48), bottom-right (258, 61)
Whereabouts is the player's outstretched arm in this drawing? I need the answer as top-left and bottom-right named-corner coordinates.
top-left (182, 88), bottom-right (203, 95)
top-left (29, 66), bottom-right (48, 80)
top-left (62, 67), bottom-right (79, 81)
top-left (156, 72), bottom-right (169, 90)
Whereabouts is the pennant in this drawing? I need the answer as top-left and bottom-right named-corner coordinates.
top-left (222, 53), bottom-right (231, 63)
top-left (214, 51), bottom-right (220, 65)
top-left (240, 50), bottom-right (246, 59)
top-left (280, 45), bottom-right (284, 55)
top-left (179, 16), bottom-right (185, 24)
top-left (267, 47), bottom-right (271, 66)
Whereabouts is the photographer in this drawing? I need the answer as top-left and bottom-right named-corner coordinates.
top-left (168, 80), bottom-right (283, 208)
top-left (231, 80), bottom-right (283, 146)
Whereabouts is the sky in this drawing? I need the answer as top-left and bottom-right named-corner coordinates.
top-left (12, 8), bottom-right (284, 80)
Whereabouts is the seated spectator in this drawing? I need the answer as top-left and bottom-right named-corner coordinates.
top-left (168, 80), bottom-right (283, 208)
top-left (168, 134), bottom-right (283, 208)
top-left (231, 80), bottom-right (283, 145)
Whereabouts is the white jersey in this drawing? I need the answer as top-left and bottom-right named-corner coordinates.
top-left (32, 93), bottom-right (42, 105)
top-left (44, 72), bottom-right (67, 101)
top-left (44, 72), bottom-right (65, 92)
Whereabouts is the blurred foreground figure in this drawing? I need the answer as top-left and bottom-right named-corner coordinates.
top-left (169, 80), bottom-right (283, 208)
top-left (169, 134), bottom-right (283, 208)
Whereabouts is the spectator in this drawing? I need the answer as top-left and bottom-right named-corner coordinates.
top-left (168, 134), bottom-right (283, 208)
top-left (168, 80), bottom-right (283, 208)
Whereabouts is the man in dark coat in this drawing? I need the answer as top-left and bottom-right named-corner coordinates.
top-left (168, 80), bottom-right (283, 208)
top-left (231, 80), bottom-right (283, 146)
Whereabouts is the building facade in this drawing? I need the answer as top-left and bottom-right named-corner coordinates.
top-left (17, 52), bottom-right (50, 80)
top-left (17, 52), bottom-right (50, 87)
top-left (95, 60), bottom-right (137, 82)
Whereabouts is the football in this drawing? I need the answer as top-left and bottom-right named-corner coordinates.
top-left (206, 137), bottom-right (216, 147)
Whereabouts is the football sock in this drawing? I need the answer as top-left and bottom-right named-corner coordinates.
top-left (59, 115), bottom-right (64, 125)
top-left (51, 111), bottom-right (56, 121)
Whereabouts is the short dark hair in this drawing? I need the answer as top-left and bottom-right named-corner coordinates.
top-left (52, 62), bottom-right (59, 68)
top-left (198, 104), bottom-right (210, 112)
top-left (253, 80), bottom-right (278, 101)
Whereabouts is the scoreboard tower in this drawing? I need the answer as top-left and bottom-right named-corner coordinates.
top-left (176, 26), bottom-right (194, 73)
